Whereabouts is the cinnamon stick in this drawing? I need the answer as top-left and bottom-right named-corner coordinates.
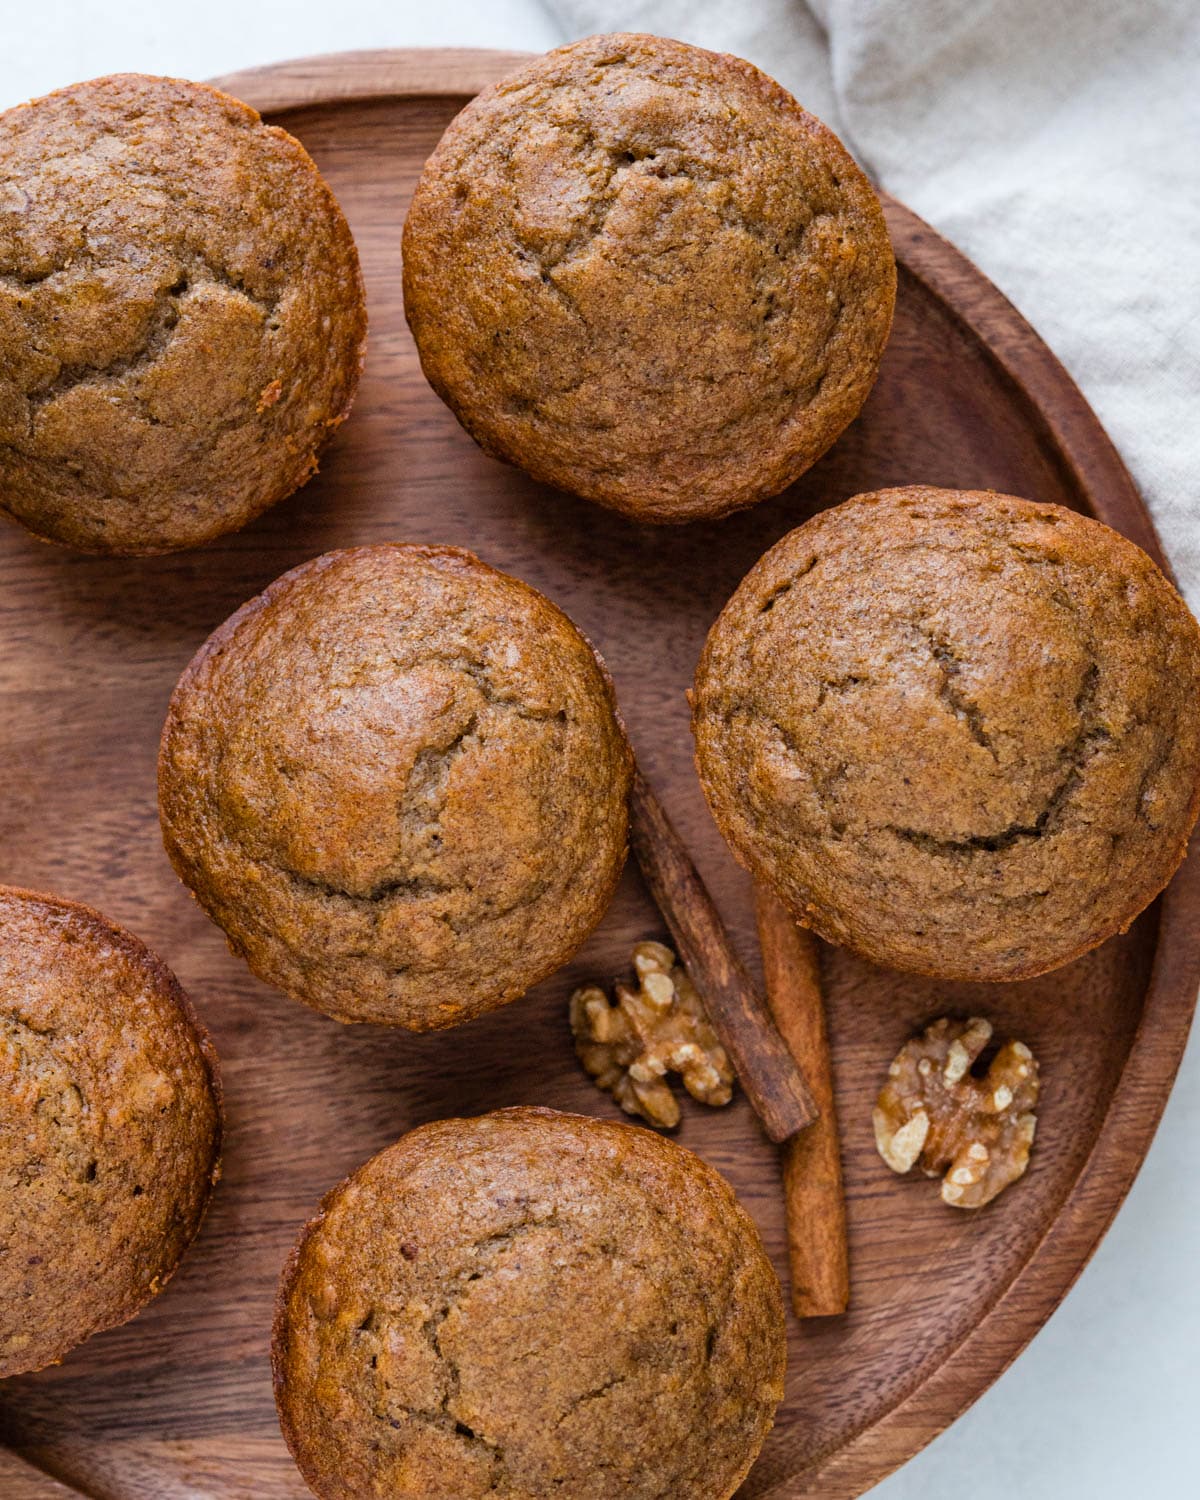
top-left (755, 883), bottom-right (849, 1317)
top-left (629, 766), bottom-right (818, 1143)
top-left (0, 1449), bottom-right (90, 1499)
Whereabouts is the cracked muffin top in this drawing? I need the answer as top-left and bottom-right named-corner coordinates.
top-left (0, 73), bottom-right (366, 554)
top-left (0, 887), bottom-right (221, 1378)
top-left (158, 545), bottom-right (632, 1028)
top-left (273, 1107), bottom-right (786, 1500)
top-left (693, 487), bottom-right (1200, 980)
top-left (402, 33), bottom-right (895, 524)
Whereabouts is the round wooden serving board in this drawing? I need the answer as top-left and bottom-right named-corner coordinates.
top-left (2, 47), bottom-right (1197, 1500)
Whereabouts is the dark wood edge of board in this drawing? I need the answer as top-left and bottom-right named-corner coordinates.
top-left (209, 47), bottom-right (538, 113)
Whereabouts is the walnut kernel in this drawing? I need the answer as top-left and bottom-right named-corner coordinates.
top-left (569, 940), bottom-right (735, 1128)
top-left (873, 1017), bottom-right (1039, 1209)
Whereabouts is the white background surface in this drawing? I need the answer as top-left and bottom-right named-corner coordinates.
top-left (3, 5), bottom-right (1196, 1498)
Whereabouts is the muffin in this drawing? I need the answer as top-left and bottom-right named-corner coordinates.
top-left (273, 1107), bottom-right (786, 1500)
top-left (0, 73), bottom-right (366, 554)
top-left (403, 33), bottom-right (894, 524)
top-left (692, 486), bottom-right (1200, 980)
top-left (0, 887), bottom-right (221, 1378)
top-left (159, 545), bottom-right (632, 1028)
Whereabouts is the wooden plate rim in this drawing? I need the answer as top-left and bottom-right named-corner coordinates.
top-left (9, 47), bottom-right (1197, 1500)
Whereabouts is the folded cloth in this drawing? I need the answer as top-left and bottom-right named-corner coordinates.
top-left (542, 0), bottom-right (1200, 604)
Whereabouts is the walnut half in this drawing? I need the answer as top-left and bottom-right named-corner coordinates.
top-left (569, 941), bottom-right (735, 1129)
top-left (873, 1016), bottom-right (1039, 1209)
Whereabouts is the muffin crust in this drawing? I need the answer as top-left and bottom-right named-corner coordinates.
top-left (403, 33), bottom-right (895, 523)
top-left (693, 487), bottom-right (1200, 980)
top-left (0, 887), bottom-right (222, 1377)
top-left (273, 1107), bottom-right (786, 1500)
top-left (0, 73), bottom-right (366, 554)
top-left (159, 545), bottom-right (632, 1028)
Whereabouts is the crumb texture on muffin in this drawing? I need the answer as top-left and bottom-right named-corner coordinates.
top-left (0, 887), bottom-right (221, 1378)
top-left (159, 545), bottom-right (632, 1028)
top-left (273, 1107), bottom-right (786, 1500)
top-left (0, 73), bottom-right (366, 554)
top-left (693, 486), bottom-right (1200, 980)
top-left (403, 33), bottom-right (895, 522)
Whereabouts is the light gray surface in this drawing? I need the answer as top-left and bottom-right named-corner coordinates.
top-left (2, 5), bottom-right (1196, 1497)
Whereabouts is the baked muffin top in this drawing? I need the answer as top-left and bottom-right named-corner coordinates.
top-left (273, 1107), bottom-right (786, 1500)
top-left (0, 73), bottom-right (366, 554)
top-left (159, 545), bottom-right (632, 1028)
top-left (0, 887), bottom-right (222, 1378)
top-left (693, 487), bottom-right (1200, 980)
top-left (403, 33), bottom-right (895, 523)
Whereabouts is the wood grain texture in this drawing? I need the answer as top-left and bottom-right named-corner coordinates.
top-left (1, 47), bottom-right (1196, 1500)
top-left (756, 887), bottom-right (849, 1317)
top-left (631, 768), bottom-right (818, 1141)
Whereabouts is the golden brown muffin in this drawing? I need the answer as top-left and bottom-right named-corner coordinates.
top-left (693, 486), bottom-right (1200, 980)
top-left (273, 1107), bottom-right (786, 1500)
top-left (159, 545), bottom-right (632, 1028)
top-left (0, 887), bottom-right (221, 1378)
top-left (403, 33), bottom-right (895, 524)
top-left (0, 73), bottom-right (366, 554)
